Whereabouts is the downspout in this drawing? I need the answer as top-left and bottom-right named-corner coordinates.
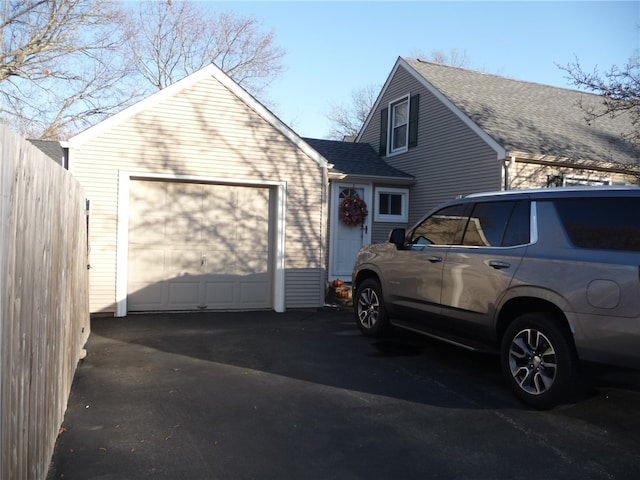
top-left (504, 155), bottom-right (516, 190)
top-left (320, 164), bottom-right (330, 302)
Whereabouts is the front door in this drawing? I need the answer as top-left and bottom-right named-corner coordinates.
top-left (330, 183), bottom-right (371, 281)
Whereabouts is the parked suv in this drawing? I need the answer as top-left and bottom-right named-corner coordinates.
top-left (352, 186), bottom-right (640, 408)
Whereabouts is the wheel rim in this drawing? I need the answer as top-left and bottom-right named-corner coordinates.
top-left (508, 328), bottom-right (557, 396)
top-left (357, 287), bottom-right (380, 329)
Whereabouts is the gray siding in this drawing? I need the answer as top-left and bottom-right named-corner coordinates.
top-left (360, 66), bottom-right (502, 225)
top-left (285, 269), bottom-right (325, 307)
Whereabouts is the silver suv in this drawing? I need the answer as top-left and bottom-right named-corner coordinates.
top-left (352, 186), bottom-right (640, 408)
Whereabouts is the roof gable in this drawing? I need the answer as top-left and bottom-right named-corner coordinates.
top-left (402, 57), bottom-right (637, 165)
top-left (361, 56), bottom-right (637, 165)
top-left (65, 64), bottom-right (327, 168)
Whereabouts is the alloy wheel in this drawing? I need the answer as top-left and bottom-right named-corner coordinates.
top-left (357, 287), bottom-right (380, 329)
top-left (507, 328), bottom-right (558, 396)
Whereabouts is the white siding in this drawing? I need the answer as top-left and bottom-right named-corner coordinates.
top-left (70, 72), bottom-right (326, 313)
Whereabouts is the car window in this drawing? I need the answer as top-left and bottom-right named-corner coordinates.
top-left (410, 204), bottom-right (471, 246)
top-left (502, 200), bottom-right (531, 246)
top-left (553, 197), bottom-right (640, 251)
top-left (462, 201), bottom-right (516, 247)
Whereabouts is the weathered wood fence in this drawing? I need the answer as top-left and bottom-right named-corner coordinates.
top-left (0, 126), bottom-right (90, 480)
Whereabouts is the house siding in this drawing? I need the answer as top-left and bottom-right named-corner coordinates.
top-left (360, 66), bottom-right (502, 225)
top-left (506, 160), bottom-right (637, 189)
top-left (70, 74), bottom-right (325, 313)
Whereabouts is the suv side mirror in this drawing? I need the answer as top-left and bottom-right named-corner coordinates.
top-left (388, 228), bottom-right (406, 248)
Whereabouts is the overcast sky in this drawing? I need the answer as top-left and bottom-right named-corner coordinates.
top-left (212, 1), bottom-right (639, 139)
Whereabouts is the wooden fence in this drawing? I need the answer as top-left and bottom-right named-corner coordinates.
top-left (0, 126), bottom-right (90, 480)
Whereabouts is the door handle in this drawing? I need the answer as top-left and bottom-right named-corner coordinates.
top-left (428, 256), bottom-right (443, 263)
top-left (488, 260), bottom-right (510, 269)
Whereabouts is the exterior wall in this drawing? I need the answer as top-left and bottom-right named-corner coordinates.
top-left (505, 159), bottom-right (639, 189)
top-left (70, 74), bottom-right (325, 313)
top-left (359, 66), bottom-right (502, 226)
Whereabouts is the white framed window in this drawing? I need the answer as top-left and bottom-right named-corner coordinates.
top-left (562, 174), bottom-right (611, 186)
top-left (388, 96), bottom-right (409, 155)
top-left (374, 187), bottom-right (409, 222)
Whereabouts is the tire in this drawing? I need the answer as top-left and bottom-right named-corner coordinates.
top-left (500, 312), bottom-right (581, 409)
top-left (354, 278), bottom-right (390, 337)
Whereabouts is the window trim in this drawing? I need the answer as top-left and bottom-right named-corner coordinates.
top-left (387, 94), bottom-right (410, 156)
top-left (374, 187), bottom-right (409, 223)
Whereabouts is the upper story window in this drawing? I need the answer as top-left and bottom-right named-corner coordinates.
top-left (390, 98), bottom-right (409, 153)
top-left (379, 94), bottom-right (420, 157)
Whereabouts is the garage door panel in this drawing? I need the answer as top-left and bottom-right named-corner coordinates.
top-left (168, 281), bottom-right (201, 307)
top-left (166, 216), bottom-right (204, 243)
top-left (165, 249), bottom-right (202, 277)
top-left (203, 282), bottom-right (236, 307)
top-left (239, 279), bottom-right (270, 304)
top-left (129, 215), bottom-right (166, 244)
top-left (128, 282), bottom-right (165, 310)
top-left (236, 256), bottom-right (269, 275)
top-left (128, 180), bottom-right (272, 311)
top-left (129, 247), bottom-right (166, 282)
top-left (203, 254), bottom-right (236, 274)
top-left (202, 222), bottom-right (236, 241)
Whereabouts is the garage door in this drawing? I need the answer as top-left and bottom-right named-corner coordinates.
top-left (127, 180), bottom-right (272, 311)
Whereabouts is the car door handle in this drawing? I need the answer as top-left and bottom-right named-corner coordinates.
top-left (428, 256), bottom-right (443, 263)
top-left (488, 260), bottom-right (510, 269)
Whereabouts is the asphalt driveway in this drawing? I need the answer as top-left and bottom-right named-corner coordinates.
top-left (47, 308), bottom-right (640, 480)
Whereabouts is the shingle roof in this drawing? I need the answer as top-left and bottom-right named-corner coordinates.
top-left (403, 57), bottom-right (638, 165)
top-left (27, 139), bottom-right (64, 166)
top-left (303, 138), bottom-right (414, 180)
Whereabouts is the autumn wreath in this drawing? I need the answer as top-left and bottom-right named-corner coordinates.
top-left (339, 194), bottom-right (368, 227)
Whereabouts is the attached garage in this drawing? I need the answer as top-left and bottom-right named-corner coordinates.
top-left (127, 179), bottom-right (273, 311)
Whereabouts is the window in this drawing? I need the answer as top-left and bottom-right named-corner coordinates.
top-left (374, 188), bottom-right (408, 222)
top-left (461, 201), bottom-right (530, 247)
top-left (547, 174), bottom-right (612, 187)
top-left (409, 204), bottom-right (472, 247)
top-left (553, 198), bottom-right (640, 251)
top-left (379, 94), bottom-right (420, 156)
top-left (390, 97), bottom-right (409, 153)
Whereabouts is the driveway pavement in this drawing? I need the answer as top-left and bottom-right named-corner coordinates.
top-left (47, 308), bottom-right (640, 479)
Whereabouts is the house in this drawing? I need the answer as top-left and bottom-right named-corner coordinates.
top-left (64, 57), bottom-right (637, 316)
top-left (356, 57), bottom-right (639, 226)
top-left (27, 139), bottom-right (66, 167)
top-left (65, 64), bottom-right (333, 316)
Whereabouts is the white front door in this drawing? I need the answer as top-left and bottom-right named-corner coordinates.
top-left (329, 183), bottom-right (372, 281)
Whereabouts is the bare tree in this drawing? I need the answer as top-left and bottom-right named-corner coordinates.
top-left (0, 0), bottom-right (138, 140)
top-left (326, 84), bottom-right (380, 141)
top-left (560, 56), bottom-right (640, 152)
top-left (127, 1), bottom-right (286, 98)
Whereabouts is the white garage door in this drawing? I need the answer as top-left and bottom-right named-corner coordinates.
top-left (127, 180), bottom-right (272, 311)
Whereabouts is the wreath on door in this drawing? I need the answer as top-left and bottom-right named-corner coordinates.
top-left (339, 194), bottom-right (368, 227)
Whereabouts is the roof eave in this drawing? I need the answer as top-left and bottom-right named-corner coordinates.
top-left (328, 171), bottom-right (415, 185)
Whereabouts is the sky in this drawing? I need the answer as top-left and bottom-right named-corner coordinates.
top-left (207, 1), bottom-right (639, 139)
